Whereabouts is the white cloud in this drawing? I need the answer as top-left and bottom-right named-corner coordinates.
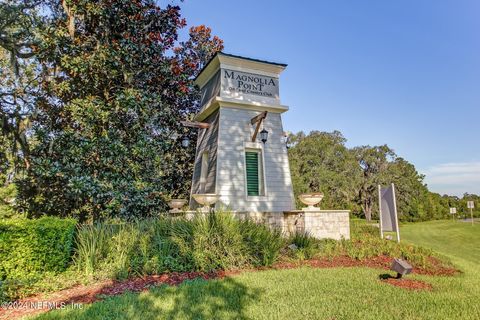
top-left (422, 162), bottom-right (480, 196)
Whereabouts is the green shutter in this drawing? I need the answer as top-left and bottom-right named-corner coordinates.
top-left (245, 152), bottom-right (259, 196)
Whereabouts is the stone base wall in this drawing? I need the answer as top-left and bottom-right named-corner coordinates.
top-left (303, 210), bottom-right (350, 240)
top-left (233, 210), bottom-right (350, 240)
top-left (176, 209), bottom-right (350, 240)
top-left (232, 211), bottom-right (304, 236)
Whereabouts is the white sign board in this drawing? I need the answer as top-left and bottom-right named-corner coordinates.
top-left (449, 207), bottom-right (457, 214)
top-left (467, 201), bottom-right (475, 209)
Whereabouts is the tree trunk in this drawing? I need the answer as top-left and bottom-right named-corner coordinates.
top-left (363, 200), bottom-right (372, 221)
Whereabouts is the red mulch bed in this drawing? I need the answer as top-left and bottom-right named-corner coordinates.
top-left (381, 278), bottom-right (433, 291)
top-left (0, 256), bottom-right (458, 320)
top-left (274, 255), bottom-right (459, 276)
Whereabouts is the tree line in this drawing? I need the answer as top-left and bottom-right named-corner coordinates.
top-left (288, 131), bottom-right (479, 221)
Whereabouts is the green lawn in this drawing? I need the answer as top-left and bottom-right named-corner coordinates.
top-left (34, 220), bottom-right (480, 320)
top-left (401, 220), bottom-right (480, 265)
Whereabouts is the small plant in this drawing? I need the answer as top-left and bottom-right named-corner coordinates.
top-left (287, 231), bottom-right (319, 260)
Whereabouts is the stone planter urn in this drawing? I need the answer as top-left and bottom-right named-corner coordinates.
top-left (168, 199), bottom-right (187, 213)
top-left (298, 193), bottom-right (324, 209)
top-left (192, 194), bottom-right (220, 212)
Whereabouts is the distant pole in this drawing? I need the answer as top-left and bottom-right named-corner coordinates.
top-left (378, 185), bottom-right (383, 239)
top-left (391, 183), bottom-right (400, 243)
top-left (467, 201), bottom-right (475, 226)
top-left (470, 207), bottom-right (474, 226)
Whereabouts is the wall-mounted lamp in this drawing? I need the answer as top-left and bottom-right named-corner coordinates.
top-left (259, 129), bottom-right (269, 144)
top-left (250, 111), bottom-right (268, 143)
top-left (181, 137), bottom-right (190, 148)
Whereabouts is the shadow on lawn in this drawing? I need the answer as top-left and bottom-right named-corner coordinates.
top-left (378, 273), bottom-right (395, 280)
top-left (51, 277), bottom-right (262, 320)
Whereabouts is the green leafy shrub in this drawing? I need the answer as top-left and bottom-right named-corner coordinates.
top-left (0, 217), bottom-right (77, 280)
top-left (189, 213), bottom-right (248, 271)
top-left (0, 270), bottom-right (80, 303)
top-left (153, 218), bottom-right (194, 272)
top-left (0, 217), bottom-right (77, 301)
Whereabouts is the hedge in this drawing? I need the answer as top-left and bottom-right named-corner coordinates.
top-left (0, 217), bottom-right (77, 281)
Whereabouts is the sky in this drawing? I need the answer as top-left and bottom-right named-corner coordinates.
top-left (177, 0), bottom-right (480, 196)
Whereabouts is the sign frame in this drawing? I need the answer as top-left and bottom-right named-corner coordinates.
top-left (378, 183), bottom-right (400, 243)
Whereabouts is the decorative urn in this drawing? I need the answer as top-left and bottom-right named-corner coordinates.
top-left (192, 194), bottom-right (220, 212)
top-left (298, 193), bottom-right (324, 209)
top-left (168, 199), bottom-right (187, 213)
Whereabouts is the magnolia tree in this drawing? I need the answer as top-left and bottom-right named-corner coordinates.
top-left (1, 0), bottom-right (223, 221)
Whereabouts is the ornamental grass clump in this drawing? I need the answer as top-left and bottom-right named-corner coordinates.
top-left (72, 212), bottom-right (285, 279)
top-left (240, 219), bottom-right (284, 266)
top-left (74, 224), bottom-right (114, 277)
top-left (189, 213), bottom-right (249, 271)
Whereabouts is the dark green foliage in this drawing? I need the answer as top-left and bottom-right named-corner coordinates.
top-left (283, 219), bottom-right (452, 269)
top-left (189, 214), bottom-right (248, 271)
top-left (346, 219), bottom-right (451, 268)
top-left (339, 235), bottom-right (441, 268)
top-left (73, 214), bottom-right (451, 280)
top-left (0, 214), bottom-right (454, 303)
top-left (353, 145), bottom-right (396, 220)
top-left (289, 231), bottom-right (316, 249)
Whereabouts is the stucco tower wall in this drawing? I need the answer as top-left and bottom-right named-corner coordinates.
top-left (215, 106), bottom-right (295, 212)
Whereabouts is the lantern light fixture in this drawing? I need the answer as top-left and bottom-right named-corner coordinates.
top-left (259, 129), bottom-right (269, 144)
top-left (181, 137), bottom-right (190, 148)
